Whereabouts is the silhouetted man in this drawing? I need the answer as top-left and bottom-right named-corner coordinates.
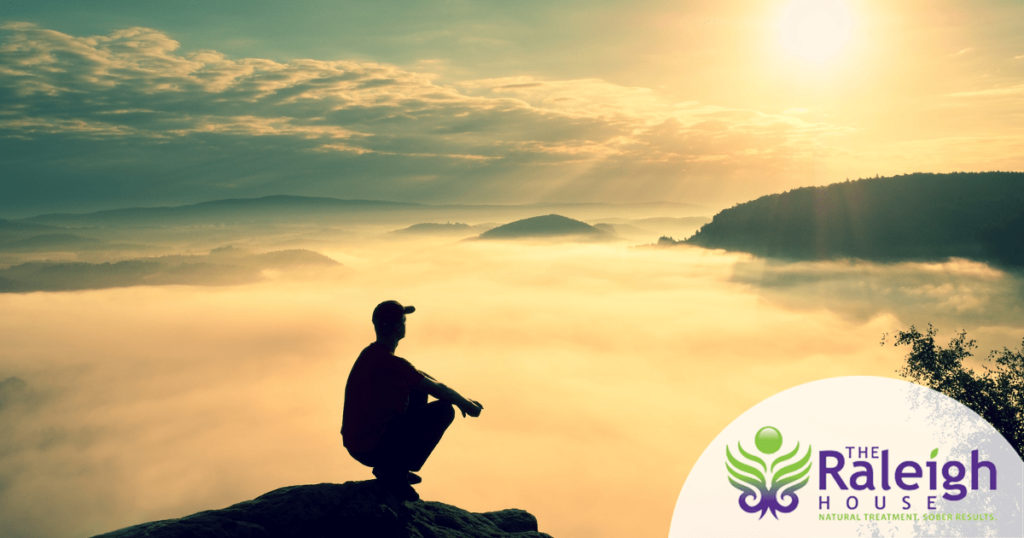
top-left (342, 300), bottom-right (483, 501)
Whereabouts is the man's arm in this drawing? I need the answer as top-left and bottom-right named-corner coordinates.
top-left (416, 376), bottom-right (483, 418)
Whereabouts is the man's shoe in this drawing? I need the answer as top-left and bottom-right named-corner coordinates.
top-left (388, 481), bottom-right (420, 502)
top-left (373, 467), bottom-right (422, 485)
top-left (372, 467), bottom-right (400, 481)
top-left (373, 467), bottom-right (421, 501)
top-left (376, 476), bottom-right (419, 501)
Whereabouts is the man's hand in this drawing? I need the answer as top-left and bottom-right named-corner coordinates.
top-left (417, 377), bottom-right (483, 418)
top-left (458, 399), bottom-right (483, 418)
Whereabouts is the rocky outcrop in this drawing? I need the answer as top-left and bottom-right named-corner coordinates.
top-left (93, 481), bottom-right (552, 538)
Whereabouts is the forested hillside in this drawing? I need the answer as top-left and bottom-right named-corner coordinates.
top-left (685, 172), bottom-right (1024, 268)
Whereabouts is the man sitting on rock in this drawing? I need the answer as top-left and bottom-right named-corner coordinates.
top-left (342, 300), bottom-right (483, 501)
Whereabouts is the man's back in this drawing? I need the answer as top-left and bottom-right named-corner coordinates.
top-left (341, 342), bottom-right (424, 453)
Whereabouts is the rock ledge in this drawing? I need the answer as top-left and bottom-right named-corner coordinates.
top-left (93, 480), bottom-right (553, 538)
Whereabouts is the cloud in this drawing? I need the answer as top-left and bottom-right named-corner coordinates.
top-left (730, 256), bottom-right (1024, 328)
top-left (1, 231), bottom-right (1022, 538)
top-left (0, 23), bottom-right (849, 213)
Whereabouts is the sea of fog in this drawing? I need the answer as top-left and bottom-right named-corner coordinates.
top-left (1, 239), bottom-right (1022, 538)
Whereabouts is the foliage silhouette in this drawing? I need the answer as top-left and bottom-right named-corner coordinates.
top-left (893, 325), bottom-right (1024, 460)
top-left (686, 172), bottom-right (1024, 268)
top-left (478, 214), bottom-right (607, 239)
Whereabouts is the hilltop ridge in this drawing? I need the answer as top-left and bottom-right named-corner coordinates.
top-left (683, 172), bottom-right (1024, 268)
top-left (477, 214), bottom-right (609, 240)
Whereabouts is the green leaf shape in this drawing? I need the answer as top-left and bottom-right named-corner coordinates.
top-left (772, 444), bottom-right (813, 491)
top-left (930, 448), bottom-right (939, 459)
top-left (726, 462), bottom-right (764, 492)
top-left (726, 445), bottom-right (766, 489)
top-left (727, 475), bottom-right (759, 496)
top-left (737, 441), bottom-right (767, 472)
top-left (780, 474), bottom-right (811, 495)
top-left (770, 442), bottom-right (801, 472)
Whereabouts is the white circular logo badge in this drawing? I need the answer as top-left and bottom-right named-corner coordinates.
top-left (670, 377), bottom-right (1023, 537)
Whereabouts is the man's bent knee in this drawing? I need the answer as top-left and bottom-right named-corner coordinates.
top-left (441, 401), bottom-right (455, 424)
top-left (422, 399), bottom-right (456, 426)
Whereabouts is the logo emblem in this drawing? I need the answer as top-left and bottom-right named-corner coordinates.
top-left (725, 426), bottom-right (812, 519)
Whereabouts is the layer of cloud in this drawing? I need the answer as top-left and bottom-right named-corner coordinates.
top-left (730, 256), bottom-right (1024, 329)
top-left (1, 237), bottom-right (1022, 538)
top-left (0, 23), bottom-right (850, 214)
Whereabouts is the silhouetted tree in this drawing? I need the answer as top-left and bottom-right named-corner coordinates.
top-left (893, 325), bottom-right (1024, 460)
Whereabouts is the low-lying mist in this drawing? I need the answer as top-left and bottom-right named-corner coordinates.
top-left (1, 236), bottom-right (1021, 538)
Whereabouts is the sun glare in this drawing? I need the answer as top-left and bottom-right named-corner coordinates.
top-left (778, 0), bottom-right (853, 64)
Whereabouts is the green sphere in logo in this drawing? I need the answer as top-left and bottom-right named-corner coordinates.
top-left (755, 426), bottom-right (783, 454)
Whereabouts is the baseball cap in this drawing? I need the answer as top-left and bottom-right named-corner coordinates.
top-left (372, 300), bottom-right (415, 326)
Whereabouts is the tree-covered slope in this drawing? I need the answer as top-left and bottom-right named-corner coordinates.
top-left (478, 214), bottom-right (607, 239)
top-left (685, 172), bottom-right (1024, 268)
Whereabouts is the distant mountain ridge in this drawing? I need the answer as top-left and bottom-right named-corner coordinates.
top-left (22, 196), bottom-right (421, 226)
top-left (684, 172), bottom-right (1024, 268)
top-left (388, 222), bottom-right (494, 236)
top-left (14, 196), bottom-right (706, 227)
top-left (0, 247), bottom-right (343, 293)
top-left (477, 215), bottom-right (608, 240)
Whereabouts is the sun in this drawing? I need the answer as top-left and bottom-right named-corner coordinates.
top-left (778, 0), bottom-right (854, 64)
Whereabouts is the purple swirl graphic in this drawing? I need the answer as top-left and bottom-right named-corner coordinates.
top-left (725, 435), bottom-right (812, 520)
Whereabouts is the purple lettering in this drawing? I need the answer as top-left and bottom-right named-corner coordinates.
top-left (942, 461), bottom-right (967, 501)
top-left (895, 461), bottom-right (922, 490)
top-left (881, 450), bottom-right (890, 490)
top-left (850, 461), bottom-right (875, 490)
top-left (971, 450), bottom-right (997, 490)
top-left (820, 451), bottom-right (848, 490)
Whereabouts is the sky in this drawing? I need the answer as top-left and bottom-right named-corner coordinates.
top-left (2, 0), bottom-right (1023, 216)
